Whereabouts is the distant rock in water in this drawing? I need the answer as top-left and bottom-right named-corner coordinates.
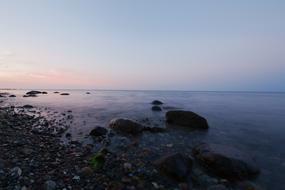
top-left (151, 100), bottom-right (163, 105)
top-left (42, 91), bottom-right (48, 94)
top-left (0, 95), bottom-right (5, 98)
top-left (90, 126), bottom-right (108, 137)
top-left (154, 153), bottom-right (193, 181)
top-left (166, 110), bottom-right (209, 129)
top-left (9, 95), bottom-right (16, 97)
top-left (26, 90), bottom-right (42, 95)
top-left (109, 118), bottom-right (144, 135)
top-left (60, 93), bottom-right (70, 96)
top-left (54, 91), bottom-right (60, 94)
top-left (152, 105), bottom-right (162, 111)
top-left (86, 92), bottom-right (91, 94)
top-left (23, 105), bottom-right (34, 109)
top-left (192, 143), bottom-right (260, 180)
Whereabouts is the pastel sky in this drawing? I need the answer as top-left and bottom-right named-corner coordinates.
top-left (0, 0), bottom-right (285, 91)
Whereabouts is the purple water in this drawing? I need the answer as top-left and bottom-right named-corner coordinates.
top-left (2, 90), bottom-right (285, 189)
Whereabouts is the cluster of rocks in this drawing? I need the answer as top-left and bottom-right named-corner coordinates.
top-left (23, 91), bottom-right (48, 98)
top-left (0, 97), bottom-right (262, 190)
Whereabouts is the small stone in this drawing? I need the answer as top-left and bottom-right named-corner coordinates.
top-left (60, 93), bottom-right (70, 96)
top-left (43, 180), bottom-right (57, 190)
top-left (123, 163), bottom-right (132, 171)
top-left (10, 167), bottom-right (22, 179)
top-left (23, 105), bottom-right (34, 109)
top-left (72, 175), bottom-right (80, 181)
top-left (80, 167), bottom-right (93, 177)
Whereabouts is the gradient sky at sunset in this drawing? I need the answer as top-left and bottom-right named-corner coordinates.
top-left (0, 0), bottom-right (285, 91)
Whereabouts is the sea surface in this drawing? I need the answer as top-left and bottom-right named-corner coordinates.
top-left (2, 90), bottom-right (285, 189)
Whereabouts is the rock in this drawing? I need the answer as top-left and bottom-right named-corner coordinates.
top-left (89, 126), bottom-right (108, 137)
top-left (123, 163), bottom-right (132, 172)
top-left (9, 95), bottom-right (16, 97)
top-left (154, 153), bottom-right (193, 181)
top-left (192, 143), bottom-right (260, 180)
top-left (151, 100), bottom-right (163, 105)
top-left (80, 167), bottom-right (93, 177)
top-left (166, 110), bottom-right (209, 129)
top-left (109, 118), bottom-right (144, 135)
top-left (65, 133), bottom-right (72, 138)
top-left (152, 106), bottom-right (162, 111)
top-left (23, 94), bottom-right (37, 97)
top-left (23, 105), bottom-right (33, 109)
top-left (60, 93), bottom-right (70, 96)
top-left (43, 180), bottom-right (57, 190)
top-left (86, 92), bottom-right (91, 94)
top-left (53, 92), bottom-right (59, 94)
top-left (9, 167), bottom-right (22, 179)
top-left (42, 91), bottom-right (48, 94)
top-left (26, 91), bottom-right (42, 95)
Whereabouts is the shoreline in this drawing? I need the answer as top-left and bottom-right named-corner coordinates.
top-left (0, 93), bottom-right (264, 190)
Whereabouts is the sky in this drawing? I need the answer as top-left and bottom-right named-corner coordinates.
top-left (0, 0), bottom-right (285, 91)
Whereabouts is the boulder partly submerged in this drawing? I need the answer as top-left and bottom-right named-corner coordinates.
top-left (154, 153), bottom-right (193, 182)
top-left (26, 90), bottom-right (42, 95)
top-left (108, 118), bottom-right (144, 135)
top-left (166, 110), bottom-right (209, 129)
top-left (192, 143), bottom-right (260, 180)
top-left (151, 100), bottom-right (163, 105)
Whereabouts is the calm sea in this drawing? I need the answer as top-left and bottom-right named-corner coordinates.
top-left (2, 90), bottom-right (285, 189)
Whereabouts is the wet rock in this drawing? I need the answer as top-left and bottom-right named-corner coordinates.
top-left (109, 118), bottom-right (144, 135)
top-left (89, 126), bottom-right (108, 137)
top-left (152, 106), bottom-right (162, 111)
top-left (42, 91), bottom-right (48, 94)
top-left (23, 105), bottom-right (33, 109)
top-left (154, 153), bottom-right (193, 181)
top-left (151, 100), bottom-right (163, 105)
top-left (166, 110), bottom-right (209, 129)
top-left (86, 92), bottom-right (91, 94)
top-left (9, 167), bottom-right (22, 179)
top-left (60, 93), bottom-right (70, 96)
top-left (65, 133), bottom-right (72, 138)
top-left (9, 95), bottom-right (16, 97)
top-left (192, 143), bottom-right (260, 180)
top-left (53, 91), bottom-right (59, 94)
top-left (26, 90), bottom-right (42, 95)
top-left (80, 167), bottom-right (93, 177)
top-left (43, 180), bottom-right (57, 190)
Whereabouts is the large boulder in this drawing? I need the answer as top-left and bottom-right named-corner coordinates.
top-left (166, 110), bottom-right (209, 129)
top-left (192, 143), bottom-right (260, 180)
top-left (108, 118), bottom-right (144, 135)
top-left (154, 153), bottom-right (193, 181)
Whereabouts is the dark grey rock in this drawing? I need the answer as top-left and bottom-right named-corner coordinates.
top-left (43, 180), bottom-right (57, 190)
top-left (109, 118), bottom-right (144, 135)
top-left (166, 110), bottom-right (209, 129)
top-left (89, 126), bottom-right (108, 137)
top-left (23, 105), bottom-right (33, 109)
top-left (192, 143), bottom-right (260, 180)
top-left (154, 153), bottom-right (193, 181)
top-left (60, 93), bottom-right (70, 96)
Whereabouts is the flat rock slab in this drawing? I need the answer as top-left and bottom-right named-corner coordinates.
top-left (192, 143), bottom-right (260, 180)
top-left (166, 110), bottom-right (209, 129)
